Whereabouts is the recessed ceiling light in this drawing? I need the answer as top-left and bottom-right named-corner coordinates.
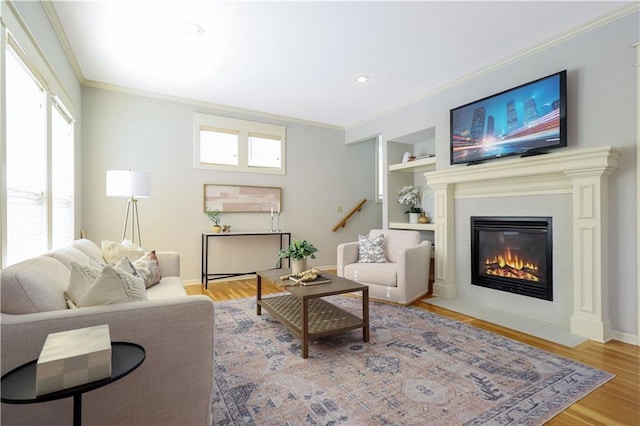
top-left (184, 23), bottom-right (205, 36)
top-left (355, 75), bottom-right (371, 83)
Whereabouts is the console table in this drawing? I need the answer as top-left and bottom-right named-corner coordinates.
top-left (1, 342), bottom-right (145, 426)
top-left (201, 231), bottom-right (291, 289)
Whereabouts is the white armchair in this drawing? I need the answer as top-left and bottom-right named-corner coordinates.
top-left (337, 229), bottom-right (432, 305)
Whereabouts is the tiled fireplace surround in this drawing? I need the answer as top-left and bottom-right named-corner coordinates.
top-left (424, 146), bottom-right (620, 344)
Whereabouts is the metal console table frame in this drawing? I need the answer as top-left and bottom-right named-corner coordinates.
top-left (201, 231), bottom-right (291, 289)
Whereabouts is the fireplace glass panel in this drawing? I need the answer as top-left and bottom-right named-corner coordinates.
top-left (471, 217), bottom-right (552, 301)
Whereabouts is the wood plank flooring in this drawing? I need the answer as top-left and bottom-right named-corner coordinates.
top-left (188, 276), bottom-right (640, 425)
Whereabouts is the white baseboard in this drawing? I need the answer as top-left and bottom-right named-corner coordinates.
top-left (610, 330), bottom-right (639, 346)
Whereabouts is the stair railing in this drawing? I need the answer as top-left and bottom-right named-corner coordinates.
top-left (332, 198), bottom-right (367, 232)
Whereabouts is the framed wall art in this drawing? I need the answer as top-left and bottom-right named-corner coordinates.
top-left (203, 184), bottom-right (281, 213)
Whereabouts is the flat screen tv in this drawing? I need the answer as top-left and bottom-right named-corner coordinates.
top-left (450, 70), bottom-right (567, 165)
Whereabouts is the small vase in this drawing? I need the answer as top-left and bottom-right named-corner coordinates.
top-left (291, 258), bottom-right (307, 275)
top-left (409, 212), bottom-right (420, 224)
top-left (211, 225), bottom-right (222, 233)
top-left (418, 212), bottom-right (430, 224)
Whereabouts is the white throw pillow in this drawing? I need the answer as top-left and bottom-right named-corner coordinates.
top-left (67, 261), bottom-right (147, 308)
top-left (101, 240), bottom-right (145, 265)
top-left (358, 233), bottom-right (388, 263)
top-left (115, 256), bottom-right (138, 276)
top-left (67, 261), bottom-right (103, 306)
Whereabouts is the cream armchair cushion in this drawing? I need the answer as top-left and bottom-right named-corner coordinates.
top-left (337, 229), bottom-right (432, 305)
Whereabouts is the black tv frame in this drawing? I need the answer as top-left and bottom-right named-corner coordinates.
top-left (450, 70), bottom-right (567, 166)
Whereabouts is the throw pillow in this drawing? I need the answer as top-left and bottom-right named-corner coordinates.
top-left (67, 261), bottom-right (147, 308)
top-left (358, 233), bottom-right (388, 263)
top-left (101, 240), bottom-right (145, 265)
top-left (133, 251), bottom-right (162, 288)
top-left (78, 265), bottom-right (147, 307)
top-left (115, 256), bottom-right (138, 276)
top-left (67, 261), bottom-right (103, 306)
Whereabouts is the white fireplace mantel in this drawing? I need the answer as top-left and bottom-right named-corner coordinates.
top-left (424, 145), bottom-right (620, 343)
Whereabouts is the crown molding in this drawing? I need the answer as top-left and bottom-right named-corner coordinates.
top-left (346, 2), bottom-right (640, 131)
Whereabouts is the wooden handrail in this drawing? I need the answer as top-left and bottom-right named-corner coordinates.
top-left (332, 198), bottom-right (367, 232)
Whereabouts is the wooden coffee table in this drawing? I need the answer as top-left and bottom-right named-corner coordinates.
top-left (256, 269), bottom-right (369, 358)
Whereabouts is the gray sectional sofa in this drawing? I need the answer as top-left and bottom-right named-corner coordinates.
top-left (1, 239), bottom-right (215, 425)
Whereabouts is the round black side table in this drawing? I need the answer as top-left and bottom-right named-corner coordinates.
top-left (1, 341), bottom-right (145, 426)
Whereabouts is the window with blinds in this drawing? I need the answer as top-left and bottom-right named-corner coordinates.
top-left (4, 38), bottom-right (75, 266)
top-left (193, 113), bottom-right (286, 175)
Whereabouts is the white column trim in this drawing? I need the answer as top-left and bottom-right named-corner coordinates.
top-left (430, 183), bottom-right (455, 298)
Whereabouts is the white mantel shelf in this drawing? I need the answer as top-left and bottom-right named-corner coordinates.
top-left (424, 145), bottom-right (620, 198)
top-left (423, 145), bottom-right (621, 343)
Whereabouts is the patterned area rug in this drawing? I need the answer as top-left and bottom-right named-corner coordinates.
top-left (212, 295), bottom-right (613, 425)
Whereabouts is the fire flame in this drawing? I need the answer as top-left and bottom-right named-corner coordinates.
top-left (484, 247), bottom-right (539, 282)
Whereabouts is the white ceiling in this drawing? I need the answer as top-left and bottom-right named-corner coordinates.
top-left (51, 1), bottom-right (633, 128)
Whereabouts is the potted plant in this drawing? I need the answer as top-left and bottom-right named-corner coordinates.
top-left (278, 239), bottom-right (318, 274)
top-left (206, 209), bottom-right (222, 233)
top-left (398, 185), bottom-right (421, 223)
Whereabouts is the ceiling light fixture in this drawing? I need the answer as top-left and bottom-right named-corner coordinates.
top-left (184, 22), bottom-right (205, 36)
top-left (355, 75), bottom-right (371, 83)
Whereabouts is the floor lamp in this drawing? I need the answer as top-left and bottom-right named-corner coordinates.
top-left (106, 170), bottom-right (151, 246)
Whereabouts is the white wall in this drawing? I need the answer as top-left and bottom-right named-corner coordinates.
top-left (81, 88), bottom-right (382, 283)
top-left (346, 12), bottom-right (639, 339)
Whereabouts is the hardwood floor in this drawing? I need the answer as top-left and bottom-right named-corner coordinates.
top-left (188, 276), bottom-right (640, 425)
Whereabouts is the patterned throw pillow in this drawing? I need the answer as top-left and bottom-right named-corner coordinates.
top-left (133, 251), bottom-right (162, 288)
top-left (358, 233), bottom-right (388, 263)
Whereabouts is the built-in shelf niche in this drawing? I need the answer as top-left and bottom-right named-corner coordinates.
top-left (385, 127), bottom-right (436, 229)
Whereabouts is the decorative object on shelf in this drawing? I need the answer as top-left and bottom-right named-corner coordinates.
top-left (278, 268), bottom-right (329, 286)
top-left (269, 202), bottom-right (281, 232)
top-left (421, 189), bottom-right (434, 221)
top-left (398, 185), bottom-right (421, 223)
top-left (278, 240), bottom-right (318, 274)
top-left (203, 184), bottom-right (281, 213)
top-left (418, 212), bottom-right (430, 224)
top-left (402, 152), bottom-right (412, 163)
top-left (106, 170), bottom-right (151, 246)
top-left (206, 208), bottom-right (222, 233)
top-left (221, 225), bottom-right (231, 233)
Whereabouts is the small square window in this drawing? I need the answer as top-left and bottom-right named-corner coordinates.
top-left (248, 134), bottom-right (281, 168)
top-left (200, 128), bottom-right (239, 166)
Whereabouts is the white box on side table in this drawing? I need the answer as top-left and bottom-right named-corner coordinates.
top-left (36, 324), bottom-right (112, 396)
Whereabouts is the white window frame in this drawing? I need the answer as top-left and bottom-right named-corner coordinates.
top-left (193, 113), bottom-right (286, 175)
top-left (1, 18), bottom-right (76, 267)
top-left (376, 136), bottom-right (384, 203)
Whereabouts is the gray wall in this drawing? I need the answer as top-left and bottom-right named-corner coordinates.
top-left (81, 88), bottom-right (382, 282)
top-left (346, 12), bottom-right (639, 339)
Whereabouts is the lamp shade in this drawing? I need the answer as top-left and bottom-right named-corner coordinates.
top-left (106, 170), bottom-right (151, 198)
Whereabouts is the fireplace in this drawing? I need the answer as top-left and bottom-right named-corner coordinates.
top-left (471, 217), bottom-right (553, 301)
